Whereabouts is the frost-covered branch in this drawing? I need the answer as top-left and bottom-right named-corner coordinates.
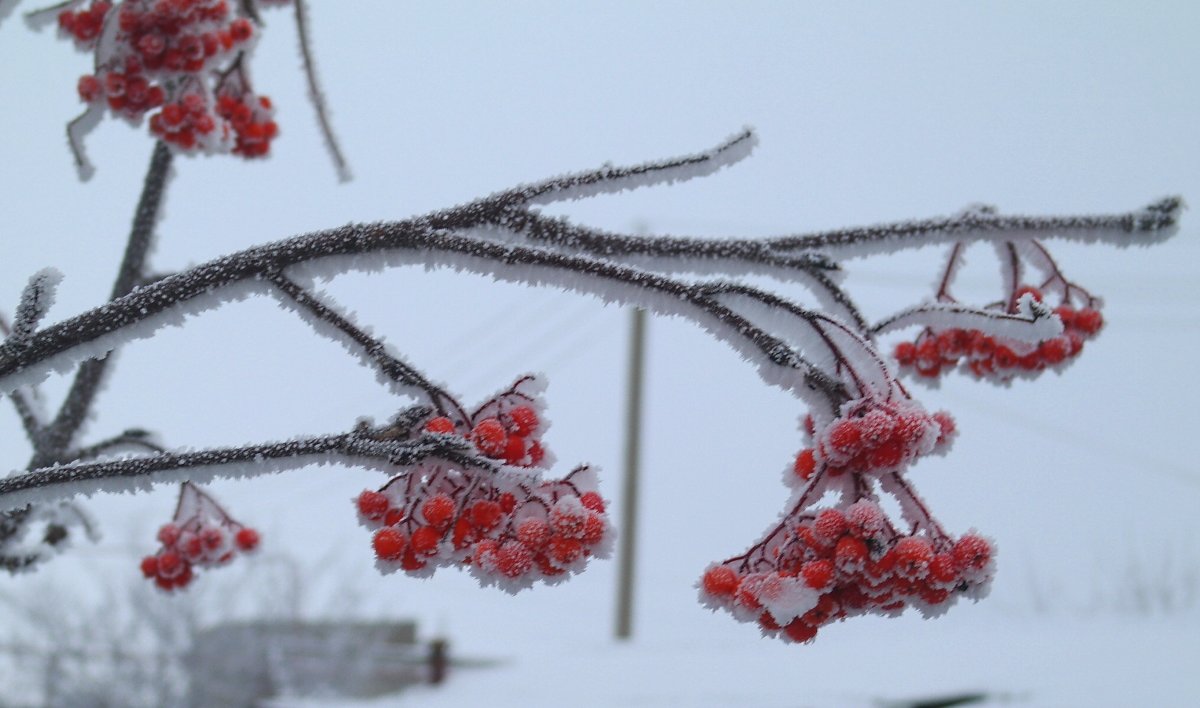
top-left (34, 141), bottom-right (172, 465)
top-left (0, 431), bottom-right (489, 511)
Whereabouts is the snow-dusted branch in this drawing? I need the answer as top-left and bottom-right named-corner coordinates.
top-left (33, 141), bottom-right (172, 465)
top-left (0, 430), bottom-right (492, 511)
top-left (289, 0), bottom-right (350, 181)
top-left (764, 196), bottom-right (1182, 257)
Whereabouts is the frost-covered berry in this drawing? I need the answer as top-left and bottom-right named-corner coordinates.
top-left (507, 406), bottom-right (539, 436)
top-left (471, 418), bottom-right (508, 457)
top-left (420, 494), bottom-right (456, 529)
top-left (424, 416), bottom-right (456, 434)
top-left (702, 566), bottom-right (740, 597)
top-left (372, 528), bottom-right (406, 561)
top-left (356, 490), bottom-right (390, 521)
top-left (235, 528), bottom-right (260, 552)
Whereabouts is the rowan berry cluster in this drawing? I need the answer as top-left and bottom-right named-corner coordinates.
top-left (51, 0), bottom-right (286, 158)
top-left (357, 466), bottom-right (610, 592)
top-left (139, 483), bottom-right (259, 591)
top-left (894, 286), bottom-right (1104, 380)
top-left (355, 377), bottom-right (611, 591)
top-left (791, 398), bottom-right (955, 481)
top-left (699, 500), bottom-right (994, 643)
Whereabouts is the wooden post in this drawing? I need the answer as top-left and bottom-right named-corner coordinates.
top-left (615, 307), bottom-right (646, 640)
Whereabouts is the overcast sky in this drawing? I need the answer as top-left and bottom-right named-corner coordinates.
top-left (0, 0), bottom-right (1197, 677)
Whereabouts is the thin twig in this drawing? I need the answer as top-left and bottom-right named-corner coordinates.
top-left (292, 0), bottom-right (350, 181)
top-left (37, 141), bottom-right (173, 462)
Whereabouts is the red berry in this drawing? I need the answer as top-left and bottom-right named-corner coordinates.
top-left (547, 536), bottom-right (582, 565)
top-left (581, 513), bottom-right (606, 545)
top-left (468, 500), bottom-right (502, 530)
top-left (1074, 307), bottom-right (1103, 335)
top-left (495, 541), bottom-right (534, 578)
top-left (140, 555), bottom-right (160, 578)
top-left (410, 526), bottom-right (441, 556)
top-left (827, 418), bottom-right (862, 457)
top-left (813, 509), bottom-right (847, 542)
top-left (794, 448), bottom-right (816, 480)
top-left (499, 492), bottom-right (517, 514)
top-left (952, 534), bottom-right (992, 573)
top-left (516, 517), bottom-right (551, 550)
top-left (502, 435), bottom-right (527, 464)
top-left (783, 619), bottom-right (818, 643)
top-left (471, 418), bottom-right (507, 457)
top-left (580, 491), bottom-right (606, 513)
top-left (356, 490), bottom-right (390, 521)
top-left (420, 494), bottom-right (456, 529)
top-left (157, 523), bottom-right (181, 547)
top-left (892, 537), bottom-right (934, 579)
top-left (234, 528), bottom-right (260, 552)
top-left (424, 416), bottom-right (456, 434)
top-left (894, 341), bottom-right (916, 365)
top-left (801, 559), bottom-right (834, 589)
top-left (702, 566), bottom-right (740, 597)
top-left (834, 536), bottom-right (869, 572)
top-left (372, 528), bottom-right (406, 561)
top-left (507, 406), bottom-right (539, 436)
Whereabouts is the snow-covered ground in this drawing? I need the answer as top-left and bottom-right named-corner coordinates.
top-left (279, 610), bottom-right (1199, 708)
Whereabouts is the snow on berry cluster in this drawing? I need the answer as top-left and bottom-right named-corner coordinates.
top-left (702, 390), bottom-right (991, 644)
top-left (52, 0), bottom-right (286, 157)
top-left (894, 286), bottom-right (1104, 381)
top-left (358, 467), bottom-right (611, 593)
top-left (356, 376), bottom-right (612, 592)
top-left (791, 397), bottom-right (955, 482)
top-left (139, 482), bottom-right (259, 591)
top-left (699, 500), bottom-right (994, 644)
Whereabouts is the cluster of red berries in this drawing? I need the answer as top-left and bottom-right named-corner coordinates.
top-left (139, 484), bottom-right (260, 591)
top-left (421, 376), bottom-right (551, 468)
top-left (215, 93), bottom-right (278, 157)
top-left (56, 1), bottom-right (112, 46)
top-left (792, 398), bottom-right (954, 481)
top-left (356, 376), bottom-right (610, 590)
top-left (699, 500), bottom-right (993, 643)
top-left (894, 287), bottom-right (1104, 380)
top-left (53, 0), bottom-right (287, 158)
top-left (357, 466), bottom-right (610, 592)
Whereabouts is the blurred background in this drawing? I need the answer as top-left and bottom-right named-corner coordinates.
top-left (0, 2), bottom-right (1197, 705)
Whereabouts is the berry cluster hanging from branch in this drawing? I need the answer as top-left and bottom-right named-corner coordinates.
top-left (0, 1), bottom-right (1184, 645)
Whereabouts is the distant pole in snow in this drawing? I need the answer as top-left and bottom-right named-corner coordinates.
top-left (615, 305), bottom-right (647, 641)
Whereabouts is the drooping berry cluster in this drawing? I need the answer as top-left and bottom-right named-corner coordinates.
top-left (51, 0), bottom-right (287, 158)
top-left (792, 398), bottom-right (955, 481)
top-left (356, 376), bottom-right (611, 591)
top-left (358, 466), bottom-right (611, 592)
top-left (704, 390), bottom-right (989, 644)
top-left (699, 500), bottom-right (994, 644)
top-left (894, 286), bottom-right (1104, 380)
top-left (139, 482), bottom-right (259, 591)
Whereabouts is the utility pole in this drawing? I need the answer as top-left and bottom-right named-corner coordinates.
top-left (614, 306), bottom-right (646, 640)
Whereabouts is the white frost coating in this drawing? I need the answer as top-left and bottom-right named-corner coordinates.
top-left (714, 289), bottom-right (890, 400)
top-left (758, 574), bottom-right (820, 625)
top-left (521, 128), bottom-right (758, 206)
top-left (288, 236), bottom-right (831, 409)
top-left (874, 298), bottom-right (1063, 344)
top-left (0, 440), bottom-right (392, 511)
